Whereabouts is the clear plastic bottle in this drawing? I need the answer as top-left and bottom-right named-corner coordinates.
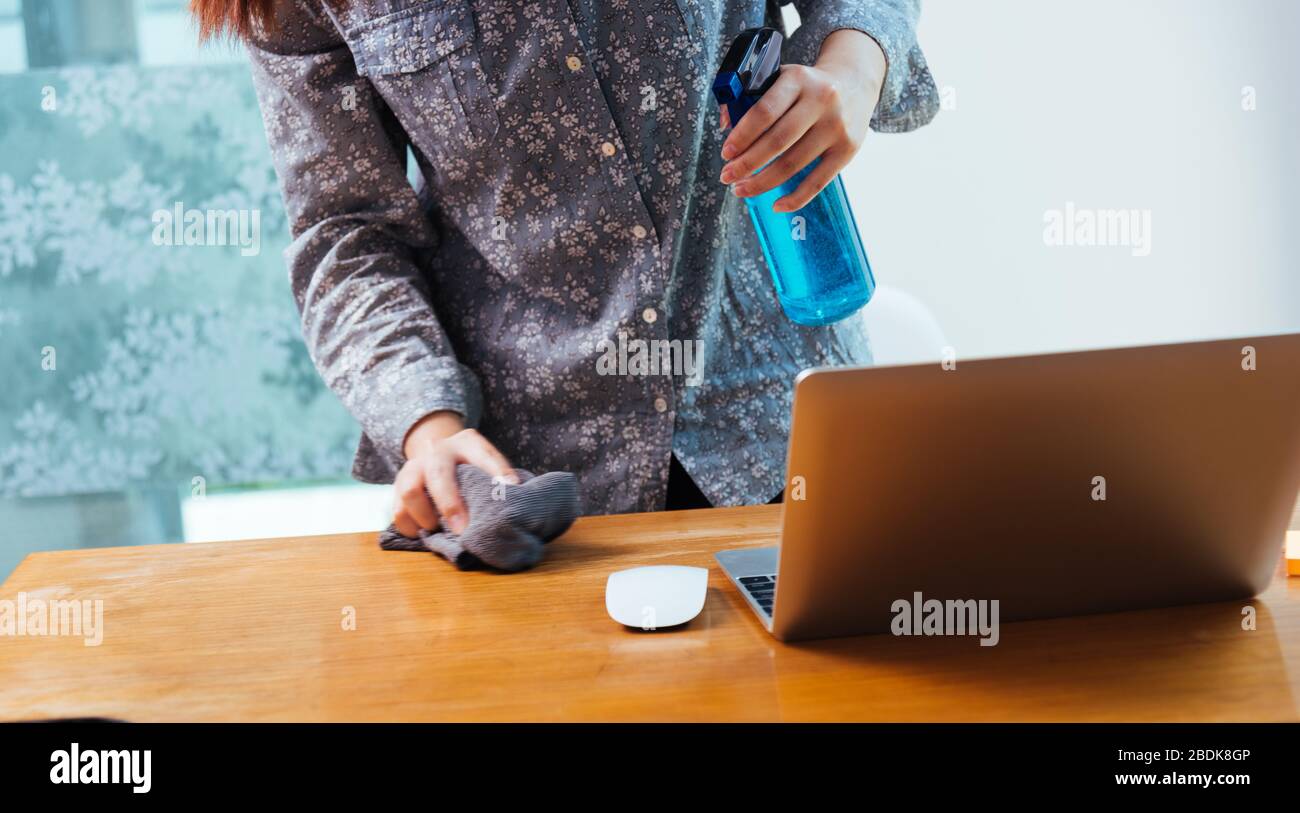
top-left (714, 28), bottom-right (875, 326)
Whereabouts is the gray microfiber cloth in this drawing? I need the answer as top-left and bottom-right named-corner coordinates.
top-left (379, 464), bottom-right (579, 572)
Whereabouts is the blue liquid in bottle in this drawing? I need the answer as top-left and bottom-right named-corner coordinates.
top-left (714, 27), bottom-right (875, 326)
top-left (743, 159), bottom-right (874, 325)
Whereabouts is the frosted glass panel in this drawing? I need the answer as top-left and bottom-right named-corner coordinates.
top-left (0, 1), bottom-right (364, 578)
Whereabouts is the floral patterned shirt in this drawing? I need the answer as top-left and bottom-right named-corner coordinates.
top-left (247, 0), bottom-right (937, 515)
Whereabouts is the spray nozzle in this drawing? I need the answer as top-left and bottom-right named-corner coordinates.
top-left (712, 27), bottom-right (784, 126)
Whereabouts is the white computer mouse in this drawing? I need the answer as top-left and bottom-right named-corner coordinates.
top-left (605, 565), bottom-right (709, 630)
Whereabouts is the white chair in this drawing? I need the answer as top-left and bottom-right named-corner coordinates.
top-left (860, 284), bottom-right (948, 365)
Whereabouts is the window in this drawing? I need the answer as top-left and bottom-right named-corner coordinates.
top-left (0, 0), bottom-right (379, 581)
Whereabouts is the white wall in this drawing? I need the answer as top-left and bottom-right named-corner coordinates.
top-left (842, 0), bottom-right (1300, 360)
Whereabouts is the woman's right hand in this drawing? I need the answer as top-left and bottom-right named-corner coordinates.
top-left (393, 411), bottom-right (519, 537)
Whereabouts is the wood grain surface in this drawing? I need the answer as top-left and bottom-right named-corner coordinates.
top-left (1, 504), bottom-right (1297, 721)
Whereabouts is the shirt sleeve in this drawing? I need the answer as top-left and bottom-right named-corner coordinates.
top-left (784, 0), bottom-right (940, 132)
top-left (246, 0), bottom-right (482, 472)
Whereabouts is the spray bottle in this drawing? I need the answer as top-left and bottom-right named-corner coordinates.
top-left (712, 27), bottom-right (875, 326)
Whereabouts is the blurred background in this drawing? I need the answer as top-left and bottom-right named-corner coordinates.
top-left (855, 0), bottom-right (1300, 357)
top-left (1, 0), bottom-right (1298, 579)
top-left (0, 0), bottom-right (382, 580)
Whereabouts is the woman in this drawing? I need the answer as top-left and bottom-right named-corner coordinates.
top-left (195, 0), bottom-right (937, 536)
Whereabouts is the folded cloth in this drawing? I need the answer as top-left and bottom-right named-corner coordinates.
top-left (379, 464), bottom-right (579, 571)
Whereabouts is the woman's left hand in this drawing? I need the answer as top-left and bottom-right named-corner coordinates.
top-left (719, 29), bottom-right (886, 213)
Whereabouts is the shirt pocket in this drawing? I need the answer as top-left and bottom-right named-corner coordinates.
top-left (347, 2), bottom-right (500, 157)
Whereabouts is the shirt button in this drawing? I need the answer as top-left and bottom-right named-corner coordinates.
top-left (600, 142), bottom-right (617, 157)
top-left (631, 224), bottom-right (647, 240)
top-left (642, 307), bottom-right (658, 324)
top-left (654, 397), bottom-right (668, 414)
top-left (566, 55), bottom-right (582, 71)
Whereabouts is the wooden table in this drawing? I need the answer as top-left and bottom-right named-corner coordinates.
top-left (1, 505), bottom-right (1297, 722)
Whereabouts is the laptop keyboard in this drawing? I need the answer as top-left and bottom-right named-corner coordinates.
top-left (739, 575), bottom-right (777, 616)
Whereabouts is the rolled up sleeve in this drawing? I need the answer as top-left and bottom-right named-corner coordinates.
top-left (247, 0), bottom-right (482, 478)
top-left (785, 0), bottom-right (940, 132)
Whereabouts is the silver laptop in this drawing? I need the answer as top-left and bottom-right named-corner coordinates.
top-left (717, 332), bottom-right (1300, 641)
